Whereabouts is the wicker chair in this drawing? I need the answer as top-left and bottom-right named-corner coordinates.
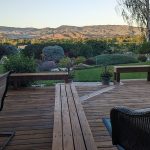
top-left (111, 106), bottom-right (150, 150)
top-left (0, 71), bottom-right (15, 150)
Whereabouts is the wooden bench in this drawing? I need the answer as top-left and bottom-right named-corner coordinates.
top-left (52, 83), bottom-right (97, 150)
top-left (9, 72), bottom-right (69, 88)
top-left (114, 65), bottom-right (150, 82)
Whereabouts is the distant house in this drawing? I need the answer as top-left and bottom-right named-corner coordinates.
top-left (18, 45), bottom-right (27, 50)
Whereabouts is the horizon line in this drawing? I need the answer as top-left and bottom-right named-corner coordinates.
top-left (0, 24), bottom-right (138, 29)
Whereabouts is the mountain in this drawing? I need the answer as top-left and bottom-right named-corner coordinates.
top-left (0, 25), bottom-right (142, 40)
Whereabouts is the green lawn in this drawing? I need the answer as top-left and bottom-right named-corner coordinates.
top-left (1, 62), bottom-right (150, 82)
top-left (74, 62), bottom-right (150, 82)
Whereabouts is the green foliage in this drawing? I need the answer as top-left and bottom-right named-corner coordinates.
top-left (100, 65), bottom-right (112, 78)
top-left (38, 61), bottom-right (56, 72)
top-left (22, 44), bottom-right (44, 59)
top-left (59, 57), bottom-right (72, 67)
top-left (94, 54), bottom-right (138, 65)
top-left (75, 56), bottom-right (86, 64)
top-left (0, 64), bottom-right (4, 73)
top-left (74, 62), bottom-right (150, 82)
top-left (100, 65), bottom-right (112, 85)
top-left (42, 45), bottom-right (64, 62)
top-left (3, 54), bottom-right (36, 73)
top-left (0, 38), bottom-right (145, 60)
top-left (86, 39), bottom-right (110, 55)
top-left (77, 44), bottom-right (93, 57)
top-left (0, 45), bottom-right (18, 59)
top-left (138, 42), bottom-right (150, 54)
top-left (85, 58), bottom-right (96, 65)
top-left (138, 55), bottom-right (147, 62)
top-left (117, 0), bottom-right (148, 39)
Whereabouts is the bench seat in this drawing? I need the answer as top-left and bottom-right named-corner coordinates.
top-left (114, 65), bottom-right (150, 82)
top-left (9, 72), bottom-right (69, 88)
top-left (52, 83), bottom-right (97, 150)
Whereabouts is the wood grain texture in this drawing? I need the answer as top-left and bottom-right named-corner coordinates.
top-left (1, 80), bottom-right (149, 150)
top-left (0, 87), bottom-right (55, 150)
top-left (79, 80), bottom-right (150, 150)
top-left (52, 83), bottom-right (97, 150)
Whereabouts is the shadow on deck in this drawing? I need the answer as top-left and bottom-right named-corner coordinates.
top-left (1, 80), bottom-right (150, 150)
top-left (1, 87), bottom-right (55, 150)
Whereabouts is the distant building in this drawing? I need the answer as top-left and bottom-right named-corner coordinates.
top-left (18, 45), bottom-right (27, 50)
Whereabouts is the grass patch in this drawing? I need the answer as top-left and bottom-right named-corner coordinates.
top-left (32, 80), bottom-right (63, 86)
top-left (74, 62), bottom-right (150, 82)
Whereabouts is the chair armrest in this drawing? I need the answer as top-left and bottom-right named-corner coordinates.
top-left (110, 106), bottom-right (150, 150)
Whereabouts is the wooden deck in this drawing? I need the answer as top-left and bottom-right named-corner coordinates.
top-left (78, 80), bottom-right (150, 150)
top-left (1, 87), bottom-right (55, 150)
top-left (0, 80), bottom-right (150, 149)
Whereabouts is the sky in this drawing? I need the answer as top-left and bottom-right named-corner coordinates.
top-left (0, 0), bottom-right (127, 28)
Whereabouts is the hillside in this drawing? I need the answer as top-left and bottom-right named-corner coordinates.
top-left (0, 25), bottom-right (142, 39)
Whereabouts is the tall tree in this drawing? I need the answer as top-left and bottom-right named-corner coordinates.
top-left (117, 0), bottom-right (150, 41)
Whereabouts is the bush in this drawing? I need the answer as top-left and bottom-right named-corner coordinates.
top-left (3, 54), bottom-right (36, 73)
top-left (0, 45), bottom-right (18, 59)
top-left (75, 56), bottom-right (86, 65)
top-left (22, 44), bottom-right (43, 59)
top-left (38, 61), bottom-right (56, 72)
top-left (59, 57), bottom-right (72, 67)
top-left (94, 54), bottom-right (138, 65)
top-left (77, 44), bottom-right (93, 58)
top-left (86, 40), bottom-right (110, 56)
top-left (138, 42), bottom-right (150, 54)
top-left (42, 45), bottom-right (64, 62)
top-left (138, 55), bottom-right (147, 62)
top-left (85, 58), bottom-right (96, 65)
top-left (4, 45), bottom-right (18, 55)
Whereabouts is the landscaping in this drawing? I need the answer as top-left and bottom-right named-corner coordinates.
top-left (0, 39), bottom-right (150, 84)
top-left (74, 62), bottom-right (150, 82)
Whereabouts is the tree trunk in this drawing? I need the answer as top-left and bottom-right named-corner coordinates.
top-left (146, 0), bottom-right (150, 41)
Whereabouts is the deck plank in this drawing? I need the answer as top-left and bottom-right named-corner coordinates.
top-left (0, 80), bottom-right (150, 150)
top-left (0, 87), bottom-right (55, 150)
top-left (79, 80), bottom-right (150, 150)
top-left (66, 84), bottom-right (86, 150)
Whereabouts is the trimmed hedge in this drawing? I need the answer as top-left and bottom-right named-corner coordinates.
top-left (94, 54), bottom-right (138, 65)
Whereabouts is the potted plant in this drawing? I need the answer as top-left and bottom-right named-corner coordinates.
top-left (100, 65), bottom-right (112, 85)
top-left (59, 57), bottom-right (74, 82)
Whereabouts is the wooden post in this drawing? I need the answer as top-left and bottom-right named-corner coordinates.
top-left (116, 73), bottom-right (120, 83)
top-left (114, 72), bottom-right (116, 81)
top-left (147, 72), bottom-right (150, 81)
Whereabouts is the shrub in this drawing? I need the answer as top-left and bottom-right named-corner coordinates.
top-left (138, 55), bottom-right (147, 62)
top-left (138, 42), bottom-right (150, 54)
top-left (94, 54), bottom-right (138, 65)
top-left (42, 45), bottom-right (64, 62)
top-left (0, 56), bottom-right (8, 64)
top-left (59, 57), bottom-right (72, 67)
top-left (4, 45), bottom-right (18, 55)
top-left (86, 40), bottom-right (110, 56)
top-left (3, 54), bottom-right (36, 73)
top-left (85, 58), bottom-right (96, 65)
top-left (59, 57), bottom-right (75, 75)
top-left (37, 61), bottom-right (56, 72)
top-left (0, 45), bottom-right (18, 59)
top-left (22, 44), bottom-right (43, 59)
top-left (77, 44), bottom-right (93, 58)
top-left (0, 45), bottom-right (5, 59)
top-left (75, 56), bottom-right (86, 64)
